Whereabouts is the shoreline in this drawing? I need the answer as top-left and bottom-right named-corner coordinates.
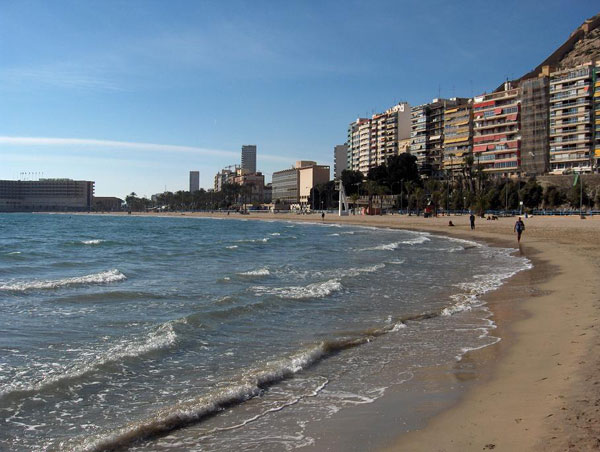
top-left (69, 211), bottom-right (600, 450)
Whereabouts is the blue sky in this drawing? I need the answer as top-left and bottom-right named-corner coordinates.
top-left (1, 0), bottom-right (597, 197)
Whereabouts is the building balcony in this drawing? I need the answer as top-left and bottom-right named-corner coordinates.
top-left (550, 68), bottom-right (591, 84)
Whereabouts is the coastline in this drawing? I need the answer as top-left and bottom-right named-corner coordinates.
top-left (74, 211), bottom-right (600, 450)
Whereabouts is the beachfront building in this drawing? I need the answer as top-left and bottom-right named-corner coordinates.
top-left (298, 164), bottom-right (330, 208)
top-left (214, 166), bottom-right (238, 191)
top-left (92, 196), bottom-right (123, 211)
top-left (357, 119), bottom-right (372, 175)
top-left (346, 118), bottom-right (369, 172)
top-left (594, 63), bottom-right (600, 171)
top-left (410, 98), bottom-right (465, 177)
top-left (472, 84), bottom-right (521, 177)
top-left (333, 144), bottom-right (348, 179)
top-left (233, 170), bottom-right (265, 204)
top-left (442, 101), bottom-right (473, 177)
top-left (520, 75), bottom-right (551, 175)
top-left (345, 102), bottom-right (411, 176)
top-left (369, 102), bottom-right (411, 169)
top-left (272, 161), bottom-right (330, 208)
top-left (0, 179), bottom-right (94, 212)
top-left (241, 145), bottom-right (257, 174)
top-left (549, 64), bottom-right (595, 173)
top-left (189, 171), bottom-right (200, 192)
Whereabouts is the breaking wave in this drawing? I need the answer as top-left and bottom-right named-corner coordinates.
top-left (0, 320), bottom-right (180, 400)
top-left (0, 269), bottom-right (126, 291)
top-left (238, 268), bottom-right (270, 277)
top-left (251, 279), bottom-right (342, 300)
top-left (80, 239), bottom-right (104, 245)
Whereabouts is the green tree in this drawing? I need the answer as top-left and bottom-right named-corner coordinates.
top-left (341, 170), bottom-right (363, 196)
top-left (543, 186), bottom-right (564, 209)
top-left (519, 178), bottom-right (543, 209)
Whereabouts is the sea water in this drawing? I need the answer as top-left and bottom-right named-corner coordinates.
top-left (0, 213), bottom-right (530, 451)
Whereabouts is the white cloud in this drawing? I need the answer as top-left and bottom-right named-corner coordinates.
top-left (0, 136), bottom-right (291, 162)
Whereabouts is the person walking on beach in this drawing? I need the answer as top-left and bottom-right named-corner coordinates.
top-left (469, 213), bottom-right (475, 230)
top-left (321, 212), bottom-right (325, 222)
top-left (514, 217), bottom-right (525, 242)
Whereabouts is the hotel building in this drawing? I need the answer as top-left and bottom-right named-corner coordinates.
top-left (472, 84), bottom-right (521, 177)
top-left (0, 179), bottom-right (94, 212)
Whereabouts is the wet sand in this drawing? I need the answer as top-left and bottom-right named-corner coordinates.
top-left (87, 211), bottom-right (600, 450)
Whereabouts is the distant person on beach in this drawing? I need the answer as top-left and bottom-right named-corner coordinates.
top-left (448, 220), bottom-right (454, 227)
top-left (469, 213), bottom-right (475, 230)
top-left (514, 217), bottom-right (525, 242)
top-left (321, 212), bottom-right (325, 222)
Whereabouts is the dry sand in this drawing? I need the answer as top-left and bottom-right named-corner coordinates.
top-left (95, 211), bottom-right (600, 450)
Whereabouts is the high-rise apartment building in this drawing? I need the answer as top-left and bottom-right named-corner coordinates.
top-left (333, 144), bottom-right (348, 179)
top-left (594, 63), bottom-right (600, 171)
top-left (520, 75), bottom-right (550, 175)
top-left (241, 145), bottom-right (257, 174)
top-left (442, 101), bottom-right (473, 176)
top-left (410, 98), bottom-right (464, 177)
top-left (473, 85), bottom-right (521, 177)
top-left (346, 118), bottom-right (369, 172)
top-left (346, 103), bottom-right (411, 176)
top-left (189, 171), bottom-right (200, 192)
top-left (549, 64), bottom-right (595, 173)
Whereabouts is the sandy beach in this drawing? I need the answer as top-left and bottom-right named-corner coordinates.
top-left (91, 211), bottom-right (600, 450)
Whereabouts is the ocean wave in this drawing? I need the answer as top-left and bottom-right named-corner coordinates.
top-left (361, 241), bottom-right (401, 251)
top-left (387, 259), bottom-right (405, 265)
top-left (251, 279), bottom-right (342, 300)
top-left (441, 249), bottom-right (532, 317)
top-left (400, 235), bottom-right (430, 245)
top-left (80, 239), bottom-right (104, 245)
top-left (238, 268), bottom-right (270, 277)
top-left (0, 269), bottom-right (126, 291)
top-left (69, 331), bottom-right (398, 452)
top-left (0, 320), bottom-right (179, 400)
top-left (225, 245), bottom-right (238, 249)
top-left (269, 233), bottom-right (281, 236)
top-left (235, 238), bottom-right (269, 243)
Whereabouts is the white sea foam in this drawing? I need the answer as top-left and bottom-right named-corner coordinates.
top-left (269, 233), bottom-right (281, 236)
top-left (225, 245), bottom-right (238, 249)
top-left (239, 268), bottom-right (270, 276)
top-left (390, 322), bottom-right (407, 332)
top-left (361, 241), bottom-right (401, 251)
top-left (252, 279), bottom-right (342, 300)
top-left (329, 233), bottom-right (340, 236)
top-left (80, 239), bottom-right (104, 245)
top-left (441, 248), bottom-right (532, 317)
top-left (7, 251), bottom-right (21, 255)
top-left (0, 269), bottom-right (126, 291)
top-left (387, 259), bottom-right (405, 265)
top-left (0, 321), bottom-right (178, 398)
top-left (75, 344), bottom-right (331, 452)
top-left (400, 235), bottom-right (430, 245)
top-left (343, 263), bottom-right (385, 277)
